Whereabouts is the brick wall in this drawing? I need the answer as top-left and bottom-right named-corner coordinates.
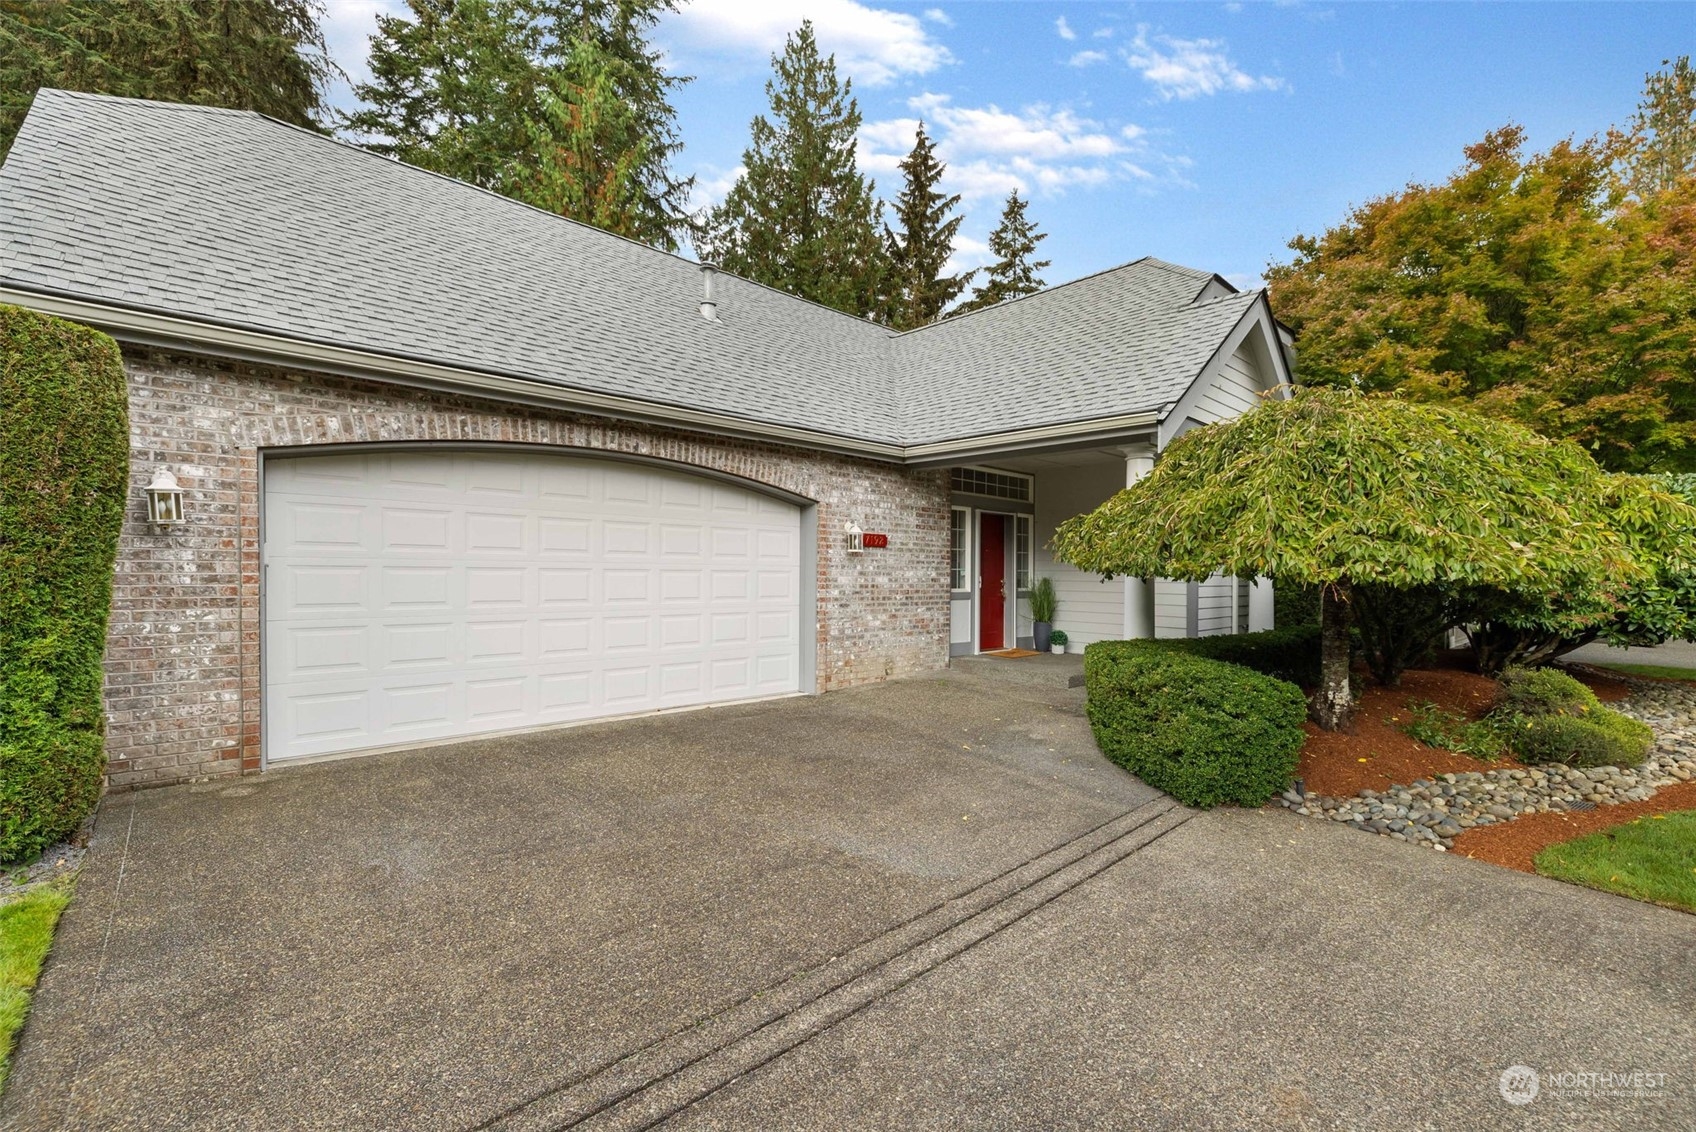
top-left (107, 347), bottom-right (951, 788)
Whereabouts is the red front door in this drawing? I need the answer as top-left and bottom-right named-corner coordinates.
top-left (979, 514), bottom-right (1006, 650)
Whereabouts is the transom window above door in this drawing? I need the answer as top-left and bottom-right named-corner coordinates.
top-left (949, 467), bottom-right (1032, 502)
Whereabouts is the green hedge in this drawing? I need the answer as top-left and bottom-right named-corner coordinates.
top-left (1511, 711), bottom-right (1655, 769)
top-left (1084, 641), bottom-right (1307, 808)
top-left (1, 305), bottom-right (129, 864)
top-left (1273, 580), bottom-right (1321, 629)
top-left (1138, 624), bottom-right (1322, 688)
top-left (1492, 666), bottom-right (1655, 770)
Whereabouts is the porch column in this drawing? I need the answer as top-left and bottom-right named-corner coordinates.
top-left (1248, 577), bottom-right (1275, 631)
top-left (1120, 444), bottom-right (1157, 639)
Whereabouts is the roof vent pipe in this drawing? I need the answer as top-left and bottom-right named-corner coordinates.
top-left (699, 262), bottom-right (718, 321)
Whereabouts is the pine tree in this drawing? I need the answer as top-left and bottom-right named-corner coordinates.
top-left (1621, 55), bottom-right (1696, 199)
top-left (956, 192), bottom-right (1051, 314)
top-left (504, 35), bottom-right (649, 240)
top-left (345, 0), bottom-right (690, 249)
top-left (700, 21), bottom-right (886, 318)
top-left (884, 122), bottom-right (974, 329)
top-left (0, 0), bottom-right (335, 158)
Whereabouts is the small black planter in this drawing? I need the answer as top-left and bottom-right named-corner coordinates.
top-left (1033, 621), bottom-right (1053, 652)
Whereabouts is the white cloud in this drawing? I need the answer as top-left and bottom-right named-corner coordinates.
top-left (1092, 26), bottom-right (1116, 39)
top-left (688, 164), bottom-right (747, 214)
top-left (909, 93), bottom-right (1123, 161)
top-left (319, 0), bottom-right (403, 112)
top-left (1068, 49), bottom-right (1108, 68)
top-left (859, 93), bottom-right (1177, 204)
top-left (666, 0), bottom-right (953, 86)
top-left (923, 8), bottom-right (953, 27)
top-left (945, 232), bottom-right (993, 278)
top-left (1122, 26), bottom-right (1285, 99)
top-left (1055, 16), bottom-right (1076, 40)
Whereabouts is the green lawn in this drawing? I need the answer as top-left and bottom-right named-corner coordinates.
top-left (1535, 810), bottom-right (1696, 913)
top-left (1592, 662), bottom-right (1696, 683)
top-left (0, 881), bottom-right (72, 1091)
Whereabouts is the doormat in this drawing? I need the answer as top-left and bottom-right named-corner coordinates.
top-left (984, 648), bottom-right (1041, 658)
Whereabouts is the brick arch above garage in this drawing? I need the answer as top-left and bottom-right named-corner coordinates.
top-left (109, 348), bottom-right (951, 789)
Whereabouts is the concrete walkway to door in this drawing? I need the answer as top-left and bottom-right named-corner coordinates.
top-left (4, 668), bottom-right (1693, 1131)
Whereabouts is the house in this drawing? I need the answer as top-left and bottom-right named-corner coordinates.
top-left (0, 90), bottom-right (1293, 788)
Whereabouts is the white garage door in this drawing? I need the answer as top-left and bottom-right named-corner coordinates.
top-left (263, 449), bottom-right (804, 762)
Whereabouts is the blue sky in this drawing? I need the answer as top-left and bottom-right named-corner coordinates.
top-left (322, 1), bottom-right (1692, 290)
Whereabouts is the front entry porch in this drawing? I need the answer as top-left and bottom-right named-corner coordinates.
top-left (945, 448), bottom-right (1273, 658)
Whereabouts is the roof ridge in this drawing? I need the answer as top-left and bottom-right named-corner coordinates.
top-left (893, 256), bottom-right (1158, 338)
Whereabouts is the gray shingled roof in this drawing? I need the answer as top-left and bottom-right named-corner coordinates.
top-left (0, 90), bottom-right (1267, 449)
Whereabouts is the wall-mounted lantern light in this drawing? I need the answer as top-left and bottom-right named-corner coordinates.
top-left (844, 522), bottom-right (864, 554)
top-left (145, 468), bottom-right (186, 525)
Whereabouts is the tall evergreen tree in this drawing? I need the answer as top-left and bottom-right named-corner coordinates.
top-left (1620, 55), bottom-right (1696, 199)
top-left (884, 122), bottom-right (973, 329)
top-left (956, 192), bottom-right (1051, 314)
top-left (345, 0), bottom-right (690, 249)
top-left (700, 21), bottom-right (886, 318)
top-left (503, 35), bottom-right (649, 240)
top-left (0, 0), bottom-right (335, 157)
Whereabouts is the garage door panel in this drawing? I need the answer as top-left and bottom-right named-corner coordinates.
top-left (541, 517), bottom-right (592, 555)
top-left (285, 564), bottom-right (368, 614)
top-left (382, 506), bottom-right (453, 553)
top-left (466, 511), bottom-right (527, 554)
top-left (265, 450), bottom-right (804, 762)
top-left (285, 624), bottom-right (371, 677)
top-left (540, 568), bottom-right (592, 606)
top-left (383, 622), bottom-right (456, 669)
top-left (384, 681), bottom-right (457, 733)
top-left (279, 500), bottom-right (370, 552)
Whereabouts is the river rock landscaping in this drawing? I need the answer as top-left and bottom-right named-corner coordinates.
top-left (1274, 666), bottom-right (1696, 852)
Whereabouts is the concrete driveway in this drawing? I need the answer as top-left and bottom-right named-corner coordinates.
top-left (5, 670), bottom-right (1693, 1131)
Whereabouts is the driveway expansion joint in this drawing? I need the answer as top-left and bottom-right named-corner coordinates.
top-left (475, 796), bottom-right (1192, 1132)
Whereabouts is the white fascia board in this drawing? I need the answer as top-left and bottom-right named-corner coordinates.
top-left (903, 414), bottom-right (1162, 467)
top-left (2, 287), bottom-right (1164, 466)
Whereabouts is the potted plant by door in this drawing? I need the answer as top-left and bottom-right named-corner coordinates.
top-left (1049, 630), bottom-right (1069, 655)
top-left (1029, 577), bottom-right (1058, 652)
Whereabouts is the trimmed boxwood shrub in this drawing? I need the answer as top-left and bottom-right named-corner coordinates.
top-left (1511, 711), bottom-right (1655, 769)
top-left (1496, 665), bottom-right (1599, 717)
top-left (1145, 624), bottom-right (1322, 688)
top-left (1084, 641), bottom-right (1307, 808)
top-left (1, 304), bottom-right (129, 864)
top-left (1491, 666), bottom-right (1654, 769)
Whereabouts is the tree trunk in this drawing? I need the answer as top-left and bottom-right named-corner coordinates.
top-left (1313, 581), bottom-right (1354, 730)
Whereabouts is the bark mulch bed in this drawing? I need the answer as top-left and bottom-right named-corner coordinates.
top-left (1296, 667), bottom-right (1518, 797)
top-left (1293, 660), bottom-right (1692, 875)
top-left (1453, 779), bottom-right (1696, 872)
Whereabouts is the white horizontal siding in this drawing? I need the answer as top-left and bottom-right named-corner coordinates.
top-left (950, 595), bottom-right (972, 645)
top-left (1154, 579), bottom-right (1188, 639)
top-left (1196, 575), bottom-right (1235, 637)
top-left (1190, 342), bottom-right (1266, 425)
top-left (1030, 460), bottom-right (1127, 646)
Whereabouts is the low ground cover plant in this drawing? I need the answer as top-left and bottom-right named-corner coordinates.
top-left (1398, 700), bottom-right (1506, 759)
top-left (1084, 641), bottom-right (1306, 808)
top-left (1491, 667), bottom-right (1654, 769)
top-left (1535, 810), bottom-right (1696, 912)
